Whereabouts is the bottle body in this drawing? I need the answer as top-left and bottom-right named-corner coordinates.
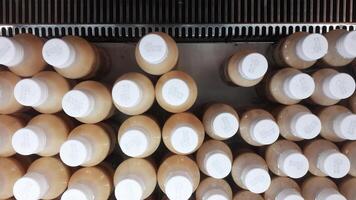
top-left (302, 177), bottom-right (346, 200)
top-left (195, 177), bottom-right (233, 200)
top-left (350, 94), bottom-right (356, 113)
top-left (342, 141), bottom-right (356, 176)
top-left (264, 177), bottom-right (303, 200)
top-left (233, 191), bottom-right (263, 200)
top-left (0, 71), bottom-right (23, 114)
top-left (0, 115), bottom-right (26, 157)
top-left (0, 157), bottom-right (27, 199)
top-left (340, 178), bottom-right (356, 200)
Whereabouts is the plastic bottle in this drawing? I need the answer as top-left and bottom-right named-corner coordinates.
top-left (272, 32), bottom-right (328, 69)
top-left (42, 36), bottom-right (108, 79)
top-left (12, 114), bottom-right (71, 156)
top-left (349, 94), bottom-right (356, 113)
top-left (0, 71), bottom-right (23, 114)
top-left (59, 123), bottom-right (115, 167)
top-left (340, 178), bottom-right (356, 200)
top-left (262, 68), bottom-right (315, 105)
top-left (265, 140), bottom-right (309, 179)
top-left (135, 32), bottom-right (179, 75)
top-left (62, 81), bottom-right (114, 123)
top-left (13, 157), bottom-right (70, 200)
top-left (0, 34), bottom-right (46, 77)
top-left (155, 70), bottom-right (198, 113)
top-left (310, 68), bottom-right (355, 106)
top-left (342, 141), bottom-right (356, 176)
top-left (0, 157), bottom-right (27, 199)
top-left (274, 104), bottom-right (321, 141)
top-left (158, 155), bottom-right (200, 200)
top-left (202, 103), bottom-right (240, 140)
top-left (195, 177), bottom-right (233, 200)
top-left (14, 71), bottom-right (71, 113)
top-left (321, 30), bottom-right (356, 67)
top-left (112, 72), bottom-right (155, 115)
top-left (224, 51), bottom-right (268, 87)
top-left (118, 115), bottom-right (161, 158)
top-left (196, 140), bottom-right (233, 179)
top-left (239, 109), bottom-right (280, 146)
top-left (265, 177), bottom-right (304, 200)
top-left (233, 191), bottom-right (264, 200)
top-left (114, 158), bottom-right (156, 200)
top-left (162, 112), bottom-right (204, 155)
top-left (231, 152), bottom-right (271, 194)
top-left (303, 139), bottom-right (350, 178)
top-left (0, 115), bottom-right (26, 157)
top-left (61, 166), bottom-right (113, 200)
top-left (302, 177), bottom-right (346, 200)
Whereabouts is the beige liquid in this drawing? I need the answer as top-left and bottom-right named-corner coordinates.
top-left (135, 32), bottom-right (179, 75)
top-left (14, 71), bottom-right (71, 114)
top-left (162, 112), bottom-right (205, 155)
top-left (118, 115), bottom-right (161, 158)
top-left (202, 103), bottom-right (240, 140)
top-left (233, 191), bottom-right (264, 200)
top-left (350, 94), bottom-right (356, 113)
top-left (62, 81), bottom-right (114, 123)
top-left (264, 177), bottom-right (303, 200)
top-left (0, 157), bottom-right (27, 199)
top-left (340, 178), bottom-right (356, 200)
top-left (0, 115), bottom-right (26, 157)
top-left (112, 72), bottom-right (155, 115)
top-left (195, 177), bottom-right (233, 200)
top-left (155, 70), bottom-right (198, 113)
top-left (114, 158), bottom-right (156, 200)
top-left (302, 177), bottom-right (346, 200)
top-left (239, 109), bottom-right (280, 146)
top-left (13, 157), bottom-right (70, 200)
top-left (0, 71), bottom-right (23, 114)
top-left (342, 141), bottom-right (356, 176)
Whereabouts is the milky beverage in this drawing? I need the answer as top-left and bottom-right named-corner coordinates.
top-left (0, 71), bottom-right (23, 114)
top-left (233, 191), bottom-right (263, 200)
top-left (0, 115), bottom-right (26, 157)
top-left (264, 177), bottom-right (304, 200)
top-left (340, 178), bottom-right (356, 200)
top-left (302, 177), bottom-right (346, 200)
top-left (342, 141), bottom-right (356, 176)
top-left (195, 177), bottom-right (233, 200)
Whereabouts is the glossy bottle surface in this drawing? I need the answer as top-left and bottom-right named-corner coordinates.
top-left (302, 177), bottom-right (346, 200)
top-left (0, 71), bottom-right (23, 114)
top-left (342, 141), bottom-right (356, 176)
top-left (265, 177), bottom-right (303, 200)
top-left (233, 191), bottom-right (264, 200)
top-left (340, 178), bottom-right (356, 200)
top-left (195, 177), bottom-right (233, 200)
top-left (0, 157), bottom-right (27, 199)
top-left (0, 115), bottom-right (26, 157)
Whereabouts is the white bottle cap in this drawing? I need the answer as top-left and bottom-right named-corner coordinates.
top-left (295, 33), bottom-right (328, 61)
top-left (277, 150), bottom-right (309, 179)
top-left (13, 172), bottom-right (49, 200)
top-left (204, 151), bottom-right (232, 179)
top-left (322, 73), bottom-right (356, 100)
top-left (14, 78), bottom-right (49, 107)
top-left (59, 137), bottom-right (93, 167)
top-left (170, 126), bottom-right (199, 154)
top-left (240, 166), bottom-right (271, 194)
top-left (212, 112), bottom-right (239, 139)
top-left (119, 128), bottom-right (149, 157)
top-left (42, 38), bottom-right (76, 69)
top-left (161, 78), bottom-right (190, 106)
top-left (138, 33), bottom-right (168, 64)
top-left (316, 188), bottom-right (347, 200)
top-left (283, 73), bottom-right (315, 100)
top-left (249, 118), bottom-right (280, 145)
top-left (12, 126), bottom-right (47, 155)
top-left (237, 53), bottom-right (268, 80)
top-left (112, 80), bottom-right (143, 108)
top-left (61, 184), bottom-right (95, 200)
top-left (0, 37), bottom-right (24, 67)
top-left (290, 112), bottom-right (321, 139)
top-left (336, 31), bottom-right (356, 59)
top-left (333, 112), bottom-right (356, 140)
top-left (317, 149), bottom-right (350, 178)
top-left (165, 173), bottom-right (193, 200)
top-left (62, 89), bottom-right (95, 118)
top-left (202, 189), bottom-right (230, 200)
top-left (115, 177), bottom-right (144, 200)
top-left (275, 189), bottom-right (304, 200)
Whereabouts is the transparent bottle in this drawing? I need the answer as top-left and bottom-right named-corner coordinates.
top-left (11, 114), bottom-right (71, 156)
top-left (14, 71), bottom-right (71, 114)
top-left (342, 141), bottom-right (356, 176)
top-left (0, 34), bottom-right (46, 77)
top-left (158, 155), bottom-right (200, 200)
top-left (195, 177), bottom-right (233, 200)
top-left (272, 32), bottom-right (328, 69)
top-left (62, 81), bottom-right (114, 123)
top-left (265, 177), bottom-right (303, 200)
top-left (232, 152), bottom-right (271, 194)
top-left (239, 109), bottom-right (280, 146)
top-left (114, 158), bottom-right (156, 200)
top-left (202, 103), bottom-right (240, 140)
top-left (302, 177), bottom-right (346, 200)
top-left (118, 115), bottom-right (161, 158)
top-left (303, 139), bottom-right (350, 178)
top-left (274, 104), bottom-right (321, 141)
top-left (59, 123), bottom-right (115, 167)
top-left (265, 140), bottom-right (309, 179)
top-left (0, 71), bottom-right (23, 114)
top-left (162, 112), bottom-right (205, 155)
top-left (233, 191), bottom-right (263, 200)
top-left (61, 166), bottom-right (113, 200)
top-left (224, 51), bottom-right (268, 87)
top-left (42, 36), bottom-right (108, 79)
top-left (196, 140), bottom-right (233, 179)
top-left (310, 68), bottom-right (355, 106)
top-left (112, 72), bottom-right (155, 115)
top-left (340, 178), bottom-right (356, 200)
top-left (0, 115), bottom-right (26, 157)
top-left (155, 70), bottom-right (198, 113)
top-left (13, 157), bottom-right (71, 200)
top-left (135, 32), bottom-right (179, 75)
